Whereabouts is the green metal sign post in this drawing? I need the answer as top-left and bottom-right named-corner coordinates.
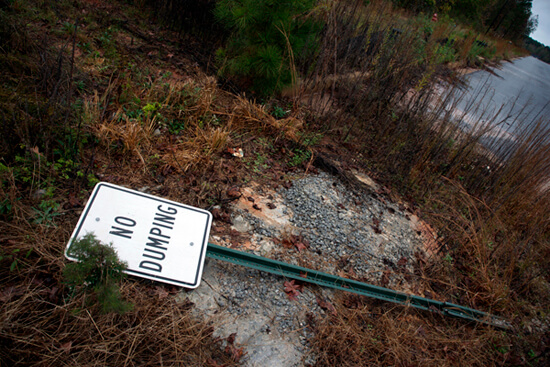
top-left (206, 243), bottom-right (510, 329)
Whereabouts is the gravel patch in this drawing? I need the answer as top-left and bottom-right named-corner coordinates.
top-left (180, 170), bottom-right (429, 366)
top-left (281, 171), bottom-right (425, 285)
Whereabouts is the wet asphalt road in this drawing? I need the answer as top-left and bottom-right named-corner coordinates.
top-left (460, 56), bottom-right (550, 134)
top-left (451, 56), bottom-right (550, 157)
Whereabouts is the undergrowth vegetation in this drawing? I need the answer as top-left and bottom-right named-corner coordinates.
top-left (214, 0), bottom-right (320, 96)
top-left (297, 0), bottom-right (548, 331)
top-left (311, 294), bottom-right (519, 366)
top-left (1, 0), bottom-right (548, 365)
top-left (64, 234), bottom-right (133, 314)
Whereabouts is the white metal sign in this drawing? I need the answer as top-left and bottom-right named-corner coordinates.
top-left (65, 182), bottom-right (212, 288)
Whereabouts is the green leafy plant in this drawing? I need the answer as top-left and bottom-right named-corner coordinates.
top-left (434, 42), bottom-right (457, 64)
top-left (122, 105), bottom-right (144, 120)
top-left (12, 153), bottom-right (36, 184)
top-left (165, 119), bottom-right (186, 135)
top-left (64, 233), bottom-right (133, 314)
top-left (97, 26), bottom-right (117, 59)
top-left (271, 105), bottom-right (289, 119)
top-left (247, 152), bottom-right (269, 173)
top-left (86, 173), bottom-right (99, 187)
top-left (297, 131), bottom-right (323, 147)
top-left (0, 248), bottom-right (32, 272)
top-left (78, 41), bottom-right (93, 54)
top-left (288, 148), bottom-right (311, 167)
top-left (52, 157), bottom-right (77, 180)
top-left (32, 199), bottom-right (60, 226)
top-left (142, 101), bottom-right (162, 115)
top-left (0, 197), bottom-right (13, 219)
top-left (61, 21), bottom-right (75, 36)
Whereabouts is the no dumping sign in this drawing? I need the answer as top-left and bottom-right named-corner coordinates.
top-left (65, 182), bottom-right (212, 288)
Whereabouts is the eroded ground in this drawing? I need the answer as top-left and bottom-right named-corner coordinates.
top-left (180, 170), bottom-right (439, 366)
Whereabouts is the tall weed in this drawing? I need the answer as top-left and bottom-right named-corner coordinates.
top-left (296, 0), bottom-right (550, 319)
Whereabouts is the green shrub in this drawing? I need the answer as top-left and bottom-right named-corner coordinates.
top-left (214, 0), bottom-right (320, 96)
top-left (64, 233), bottom-right (133, 314)
top-left (434, 42), bottom-right (457, 64)
top-left (468, 40), bottom-right (495, 64)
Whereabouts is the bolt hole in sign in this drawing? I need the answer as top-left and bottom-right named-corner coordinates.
top-left (65, 182), bottom-right (212, 288)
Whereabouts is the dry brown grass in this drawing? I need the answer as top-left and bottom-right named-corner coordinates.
top-left (85, 80), bottom-right (158, 169)
top-left (86, 73), bottom-right (306, 174)
top-left (292, 1), bottom-right (550, 364)
top-left (1, 282), bottom-right (239, 366)
top-left (0, 203), bottom-right (240, 366)
top-left (95, 112), bottom-right (156, 166)
top-left (228, 95), bottom-right (303, 141)
top-left (2, 1), bottom-right (548, 366)
top-left (311, 294), bottom-right (516, 367)
top-left (162, 125), bottom-right (231, 173)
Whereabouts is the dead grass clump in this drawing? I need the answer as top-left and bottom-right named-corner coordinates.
top-left (162, 90), bottom-right (305, 173)
top-left (0, 213), bottom-right (239, 366)
top-left (414, 165), bottom-right (549, 327)
top-left (420, 182), bottom-right (514, 310)
top-left (95, 113), bottom-right (156, 164)
top-left (85, 74), bottom-right (230, 173)
top-left (229, 95), bottom-right (303, 141)
top-left (310, 294), bottom-right (514, 367)
top-left (162, 126), bottom-right (231, 173)
top-left (0, 282), bottom-right (240, 366)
